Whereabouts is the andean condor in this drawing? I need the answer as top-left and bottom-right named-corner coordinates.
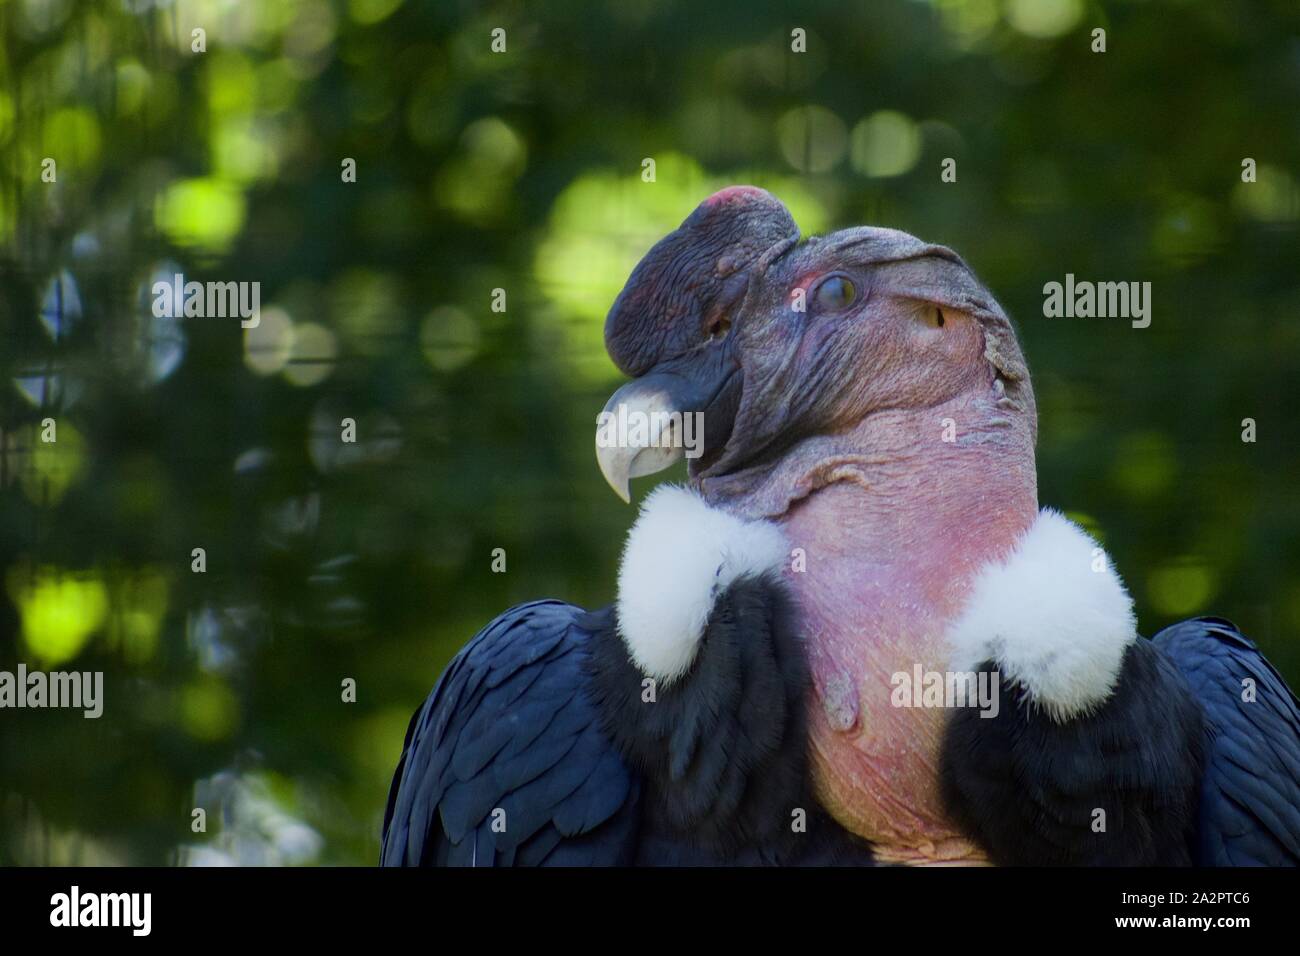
top-left (381, 186), bottom-right (1300, 866)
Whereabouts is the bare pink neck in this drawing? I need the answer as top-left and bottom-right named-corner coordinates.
top-left (762, 394), bottom-right (1038, 861)
top-left (781, 402), bottom-right (1038, 591)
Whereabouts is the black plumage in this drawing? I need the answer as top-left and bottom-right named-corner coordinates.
top-left (1154, 617), bottom-right (1300, 865)
top-left (939, 638), bottom-right (1206, 865)
top-left (383, 577), bottom-right (1300, 867)
top-left (941, 616), bottom-right (1300, 866)
top-left (380, 600), bottom-right (640, 866)
top-left (380, 578), bottom-right (874, 866)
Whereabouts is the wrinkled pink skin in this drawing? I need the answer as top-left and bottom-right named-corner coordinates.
top-left (781, 404), bottom-right (1036, 863)
top-left (699, 296), bottom-right (1038, 863)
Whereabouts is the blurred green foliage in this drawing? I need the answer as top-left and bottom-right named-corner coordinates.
top-left (1, 0), bottom-right (1298, 864)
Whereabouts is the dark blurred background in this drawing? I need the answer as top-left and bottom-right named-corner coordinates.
top-left (1, 0), bottom-right (1298, 864)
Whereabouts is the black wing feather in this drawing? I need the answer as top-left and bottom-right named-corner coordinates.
top-left (380, 600), bottom-right (640, 866)
top-left (382, 576), bottom-right (873, 866)
top-left (1153, 616), bottom-right (1300, 865)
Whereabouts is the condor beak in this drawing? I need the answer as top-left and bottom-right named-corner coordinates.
top-left (595, 379), bottom-right (686, 503)
top-left (594, 353), bottom-right (741, 502)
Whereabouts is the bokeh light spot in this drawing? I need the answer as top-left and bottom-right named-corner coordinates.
top-left (348, 0), bottom-right (405, 26)
top-left (155, 178), bottom-right (247, 253)
top-left (43, 107), bottom-right (102, 169)
top-left (1234, 165), bottom-right (1300, 223)
top-left (421, 306), bottom-right (481, 372)
top-left (1006, 0), bottom-right (1082, 39)
top-left (850, 111), bottom-right (921, 178)
top-left (180, 678), bottom-right (240, 742)
top-left (244, 306), bottom-right (296, 376)
top-left (1148, 560), bottom-right (1216, 617)
top-left (22, 419), bottom-right (88, 505)
top-left (283, 322), bottom-right (338, 387)
top-left (1110, 431), bottom-right (1176, 500)
top-left (777, 105), bottom-right (848, 174)
top-left (8, 566), bottom-right (109, 667)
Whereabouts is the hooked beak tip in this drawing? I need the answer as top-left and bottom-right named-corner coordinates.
top-left (596, 440), bottom-right (633, 504)
top-left (595, 382), bottom-right (689, 504)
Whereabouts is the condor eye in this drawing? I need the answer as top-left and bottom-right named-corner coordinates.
top-left (921, 305), bottom-right (945, 329)
top-left (814, 275), bottom-right (857, 312)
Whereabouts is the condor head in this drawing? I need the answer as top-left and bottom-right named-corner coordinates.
top-left (595, 186), bottom-right (1035, 515)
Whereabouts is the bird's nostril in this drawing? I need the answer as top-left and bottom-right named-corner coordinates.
top-left (708, 317), bottom-right (732, 342)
